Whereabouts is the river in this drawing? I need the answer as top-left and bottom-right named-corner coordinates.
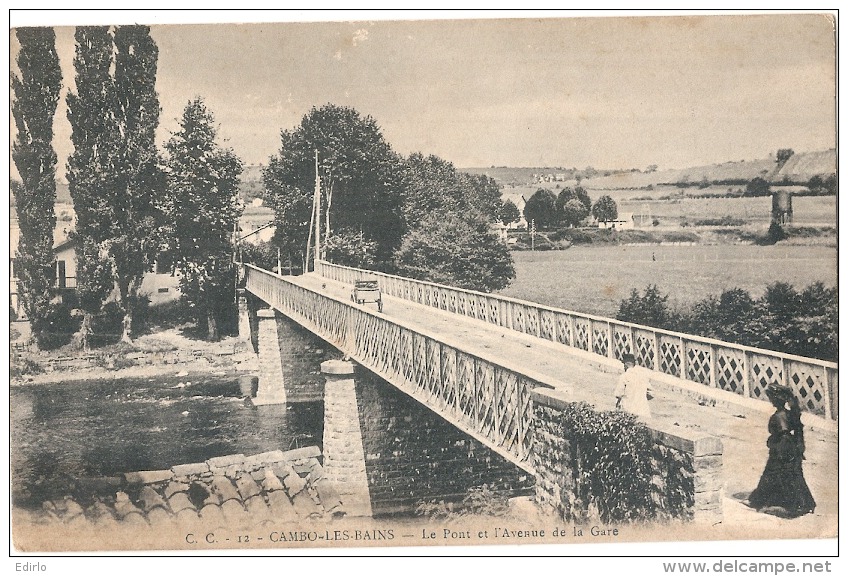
top-left (10, 374), bottom-right (323, 509)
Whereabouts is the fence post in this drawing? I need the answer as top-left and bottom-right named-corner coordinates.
top-left (823, 365), bottom-right (833, 420)
top-left (473, 358), bottom-right (480, 429)
top-left (588, 319), bottom-right (595, 354)
top-left (709, 344), bottom-right (717, 388)
top-left (679, 336), bottom-right (687, 380)
top-left (742, 350), bottom-right (751, 398)
top-left (607, 322), bottom-right (614, 359)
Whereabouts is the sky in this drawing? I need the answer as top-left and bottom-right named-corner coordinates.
top-left (9, 10), bottom-right (838, 177)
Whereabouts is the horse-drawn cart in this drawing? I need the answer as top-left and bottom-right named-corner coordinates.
top-left (351, 279), bottom-right (383, 312)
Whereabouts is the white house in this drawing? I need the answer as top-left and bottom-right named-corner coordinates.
top-left (597, 212), bottom-right (635, 230)
top-left (9, 224), bottom-right (181, 319)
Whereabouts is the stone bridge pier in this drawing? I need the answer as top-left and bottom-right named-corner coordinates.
top-left (241, 306), bottom-right (533, 517)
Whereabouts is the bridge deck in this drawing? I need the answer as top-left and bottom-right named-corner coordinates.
top-left (282, 272), bottom-right (836, 537)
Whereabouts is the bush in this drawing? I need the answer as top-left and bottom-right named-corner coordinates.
top-left (92, 301), bottom-right (126, 345)
top-left (555, 402), bottom-right (692, 523)
top-left (10, 357), bottom-right (44, 378)
top-left (417, 484), bottom-right (511, 520)
top-left (617, 285), bottom-right (683, 330)
top-left (36, 302), bottom-right (81, 349)
top-left (694, 216), bottom-right (746, 227)
top-left (766, 221), bottom-right (788, 244)
top-left (623, 282), bottom-right (837, 362)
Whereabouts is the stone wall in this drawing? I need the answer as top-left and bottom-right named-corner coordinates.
top-left (275, 316), bottom-right (329, 403)
top-left (246, 292), bottom-right (331, 403)
top-left (531, 389), bottom-right (723, 524)
top-left (355, 369), bottom-right (534, 517)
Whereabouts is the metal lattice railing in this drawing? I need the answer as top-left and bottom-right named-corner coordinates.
top-left (316, 261), bottom-right (838, 420)
top-left (245, 264), bottom-right (551, 469)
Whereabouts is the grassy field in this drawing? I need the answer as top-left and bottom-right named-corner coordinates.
top-left (498, 244), bottom-right (837, 319)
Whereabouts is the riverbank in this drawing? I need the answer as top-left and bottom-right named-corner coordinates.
top-left (10, 326), bottom-right (259, 387)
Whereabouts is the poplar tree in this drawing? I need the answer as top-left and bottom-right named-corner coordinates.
top-left (110, 25), bottom-right (166, 342)
top-left (10, 27), bottom-right (62, 343)
top-left (164, 98), bottom-right (243, 341)
top-left (66, 26), bottom-right (118, 349)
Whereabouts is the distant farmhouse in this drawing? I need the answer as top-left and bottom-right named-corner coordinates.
top-left (597, 212), bottom-right (635, 230)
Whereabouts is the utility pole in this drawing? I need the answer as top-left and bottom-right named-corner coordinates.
top-left (530, 219), bottom-right (536, 251)
top-left (314, 149), bottom-right (321, 270)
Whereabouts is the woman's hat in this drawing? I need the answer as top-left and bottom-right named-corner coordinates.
top-left (765, 383), bottom-right (793, 401)
top-left (621, 353), bottom-right (636, 364)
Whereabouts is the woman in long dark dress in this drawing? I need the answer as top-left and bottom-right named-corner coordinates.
top-left (748, 383), bottom-right (816, 517)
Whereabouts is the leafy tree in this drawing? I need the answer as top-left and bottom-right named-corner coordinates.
top-left (323, 230), bottom-right (378, 269)
top-left (807, 175), bottom-right (824, 194)
top-left (66, 26), bottom-right (121, 349)
top-left (556, 186), bottom-right (591, 227)
top-left (163, 98), bottom-right (244, 341)
top-left (591, 194), bottom-right (618, 223)
top-left (776, 148), bottom-right (795, 166)
top-left (616, 285), bottom-right (678, 329)
top-left (11, 27), bottom-right (62, 345)
top-left (498, 198), bottom-right (521, 226)
top-left (794, 282), bottom-right (838, 361)
top-left (240, 240), bottom-right (279, 272)
top-left (401, 153), bottom-right (500, 225)
top-left (523, 188), bottom-right (558, 228)
top-left (622, 282), bottom-right (837, 362)
top-left (560, 198), bottom-right (589, 228)
top-left (556, 186), bottom-right (592, 214)
top-left (396, 153), bottom-right (514, 290)
top-left (688, 288), bottom-right (759, 345)
top-left (806, 173), bottom-right (837, 196)
top-left (109, 25), bottom-right (167, 342)
top-left (394, 209), bottom-right (515, 292)
top-left (263, 104), bottom-right (406, 270)
top-left (745, 177), bottom-right (771, 197)
top-left (70, 235), bottom-right (114, 348)
top-left (823, 174), bottom-right (837, 195)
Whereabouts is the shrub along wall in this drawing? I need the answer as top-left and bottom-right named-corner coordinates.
top-left (531, 389), bottom-right (723, 525)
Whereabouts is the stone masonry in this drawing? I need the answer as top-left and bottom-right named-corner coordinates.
top-left (531, 388), bottom-right (723, 524)
top-left (321, 359), bottom-right (373, 517)
top-left (274, 315), bottom-right (327, 403)
top-left (355, 369), bottom-right (534, 516)
top-left (254, 308), bottom-right (287, 405)
top-left (237, 288), bottom-right (251, 347)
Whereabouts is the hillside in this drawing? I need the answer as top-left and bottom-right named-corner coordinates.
top-left (463, 149), bottom-right (836, 190)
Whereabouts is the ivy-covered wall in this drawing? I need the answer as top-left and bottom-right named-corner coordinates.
top-left (531, 389), bottom-right (723, 524)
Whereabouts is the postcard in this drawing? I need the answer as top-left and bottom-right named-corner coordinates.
top-left (7, 10), bottom-right (838, 561)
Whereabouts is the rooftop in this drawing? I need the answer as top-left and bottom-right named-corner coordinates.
top-left (32, 446), bottom-right (347, 532)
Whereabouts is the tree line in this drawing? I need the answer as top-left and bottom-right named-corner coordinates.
top-left (616, 283), bottom-right (837, 362)
top-left (12, 28), bottom-right (516, 349)
top-left (13, 26), bottom-right (243, 348)
top-left (260, 104), bottom-right (514, 293)
top-left (521, 187), bottom-right (619, 229)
